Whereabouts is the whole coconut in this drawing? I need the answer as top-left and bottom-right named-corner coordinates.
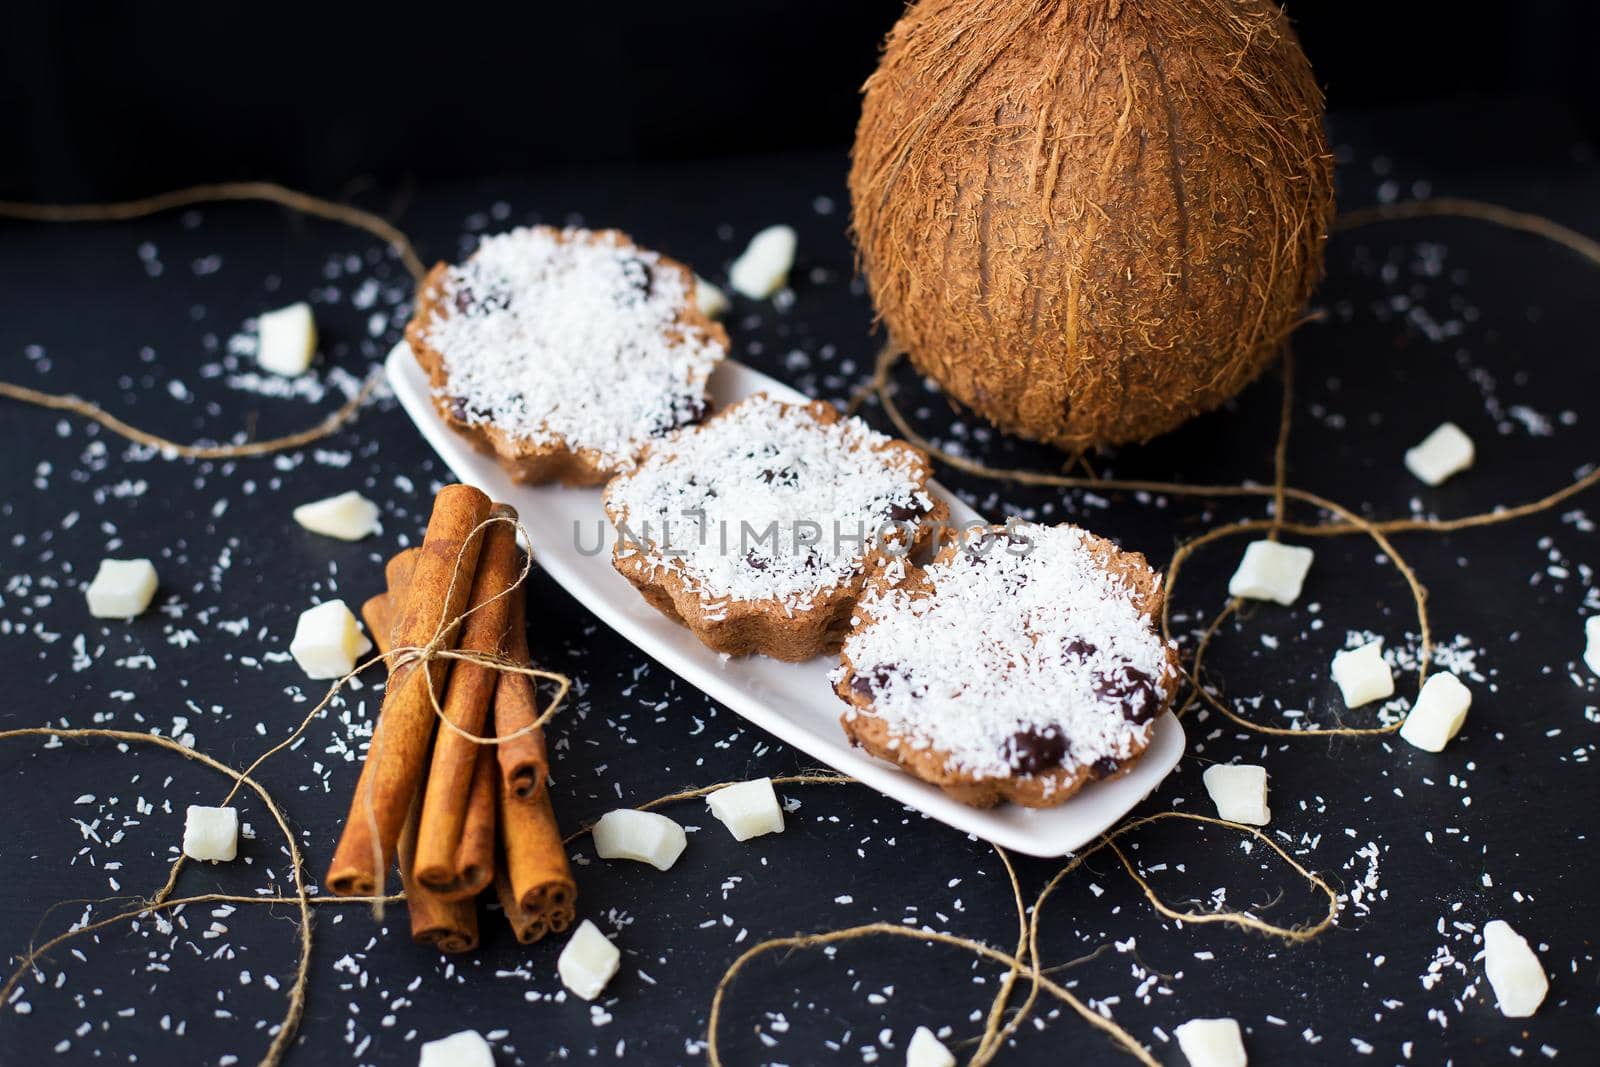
top-left (849, 0), bottom-right (1334, 450)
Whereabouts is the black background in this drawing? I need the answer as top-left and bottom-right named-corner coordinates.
top-left (2, 4), bottom-right (1599, 1067)
top-left (3, 1), bottom-right (1599, 199)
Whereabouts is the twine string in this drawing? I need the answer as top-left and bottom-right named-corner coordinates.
top-left (703, 804), bottom-right (1339, 1066)
top-left (0, 728), bottom-right (314, 1067)
top-left (0, 182), bottom-right (427, 460)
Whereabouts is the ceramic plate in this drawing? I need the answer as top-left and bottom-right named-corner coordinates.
top-left (385, 342), bottom-right (1184, 856)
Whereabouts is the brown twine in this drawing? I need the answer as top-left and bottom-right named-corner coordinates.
top-left (557, 773), bottom-right (1334, 1064)
top-left (0, 728), bottom-right (314, 1067)
top-left (2, 738), bottom-right (1334, 1067)
top-left (0, 182), bottom-right (428, 460)
top-left (0, 182), bottom-right (426, 281)
top-left (705, 804), bottom-right (1338, 1066)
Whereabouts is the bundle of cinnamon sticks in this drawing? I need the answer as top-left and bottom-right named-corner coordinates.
top-left (326, 484), bottom-right (576, 951)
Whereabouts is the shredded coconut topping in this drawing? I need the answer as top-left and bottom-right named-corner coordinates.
top-left (604, 395), bottom-right (934, 613)
top-left (425, 227), bottom-right (724, 472)
top-left (839, 524), bottom-right (1175, 782)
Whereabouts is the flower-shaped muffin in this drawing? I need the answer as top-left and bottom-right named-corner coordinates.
top-left (406, 226), bottom-right (726, 486)
top-left (602, 394), bottom-right (946, 661)
top-left (834, 523), bottom-right (1178, 808)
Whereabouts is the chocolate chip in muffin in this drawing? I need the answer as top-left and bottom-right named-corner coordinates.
top-left (849, 664), bottom-right (902, 700)
top-left (1094, 664), bottom-right (1160, 724)
top-left (1061, 637), bottom-right (1098, 661)
top-left (759, 466), bottom-right (799, 488)
top-left (1003, 725), bottom-right (1069, 774)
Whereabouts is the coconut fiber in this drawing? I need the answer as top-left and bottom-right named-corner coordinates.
top-left (849, 0), bottom-right (1335, 449)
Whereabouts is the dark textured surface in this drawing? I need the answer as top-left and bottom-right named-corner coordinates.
top-left (1, 105), bottom-right (1598, 1065)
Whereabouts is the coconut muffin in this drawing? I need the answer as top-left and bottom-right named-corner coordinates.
top-left (834, 523), bottom-right (1178, 808)
top-left (406, 226), bottom-right (727, 486)
top-left (602, 393), bottom-right (946, 661)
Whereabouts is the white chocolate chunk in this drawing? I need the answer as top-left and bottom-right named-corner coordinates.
top-left (1330, 640), bottom-right (1395, 708)
top-left (695, 274), bottom-right (730, 319)
top-left (906, 1025), bottom-right (955, 1067)
top-left (1202, 764), bottom-right (1270, 826)
top-left (557, 919), bottom-right (621, 1001)
top-left (728, 225), bottom-right (797, 299)
top-left (85, 558), bottom-right (159, 619)
top-left (288, 599), bottom-right (373, 680)
top-left (1584, 616), bottom-right (1599, 677)
top-left (1227, 541), bottom-right (1314, 606)
top-left (183, 805), bottom-right (239, 862)
top-left (1405, 422), bottom-right (1474, 486)
top-left (1482, 919), bottom-right (1548, 1017)
top-left (706, 777), bottom-right (785, 841)
top-left (1175, 1017), bottom-right (1247, 1067)
top-left (1398, 671), bottom-right (1471, 752)
top-left (418, 1029), bottom-right (495, 1067)
top-left (592, 809), bottom-right (688, 870)
top-left (256, 302), bottom-right (318, 376)
top-left (293, 490), bottom-right (381, 541)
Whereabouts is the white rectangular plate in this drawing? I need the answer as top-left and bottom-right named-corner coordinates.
top-left (386, 342), bottom-right (1183, 857)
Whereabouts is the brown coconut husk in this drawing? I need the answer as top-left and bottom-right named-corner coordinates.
top-left (848, 0), bottom-right (1335, 450)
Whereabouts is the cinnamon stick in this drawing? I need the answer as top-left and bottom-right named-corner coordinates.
top-left (397, 795), bottom-right (478, 953)
top-left (497, 748), bottom-right (576, 937)
top-left (494, 865), bottom-right (548, 945)
top-left (383, 548), bottom-right (420, 608)
top-left (376, 548), bottom-right (501, 902)
top-left (494, 580), bottom-right (551, 802)
top-left (446, 745), bottom-right (498, 902)
top-left (360, 593), bottom-right (392, 655)
top-left (360, 550), bottom-right (418, 655)
top-left (414, 504), bottom-right (520, 895)
top-left (367, 569), bottom-right (477, 953)
top-left (326, 484), bottom-right (492, 897)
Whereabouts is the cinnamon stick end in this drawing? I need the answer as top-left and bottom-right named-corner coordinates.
top-left (327, 872), bottom-right (378, 898)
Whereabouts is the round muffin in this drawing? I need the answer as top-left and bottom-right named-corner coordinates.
top-left (834, 523), bottom-right (1178, 808)
top-left (406, 226), bottom-right (727, 486)
top-left (602, 393), bottom-right (947, 661)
